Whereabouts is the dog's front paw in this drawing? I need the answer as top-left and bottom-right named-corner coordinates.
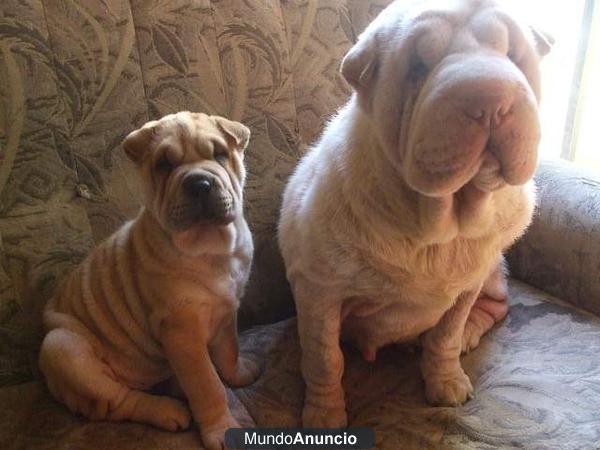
top-left (227, 357), bottom-right (261, 388)
top-left (425, 369), bottom-right (474, 406)
top-left (302, 403), bottom-right (347, 428)
top-left (201, 414), bottom-right (239, 450)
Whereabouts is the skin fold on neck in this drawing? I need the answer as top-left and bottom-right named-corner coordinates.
top-left (339, 100), bottom-right (498, 246)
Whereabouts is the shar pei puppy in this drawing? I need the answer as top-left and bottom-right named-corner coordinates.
top-left (278, 0), bottom-right (552, 427)
top-left (40, 112), bottom-right (258, 450)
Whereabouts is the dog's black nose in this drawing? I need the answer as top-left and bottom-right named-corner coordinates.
top-left (183, 174), bottom-right (213, 197)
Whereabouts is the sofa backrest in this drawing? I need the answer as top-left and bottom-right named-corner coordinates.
top-left (508, 160), bottom-right (600, 317)
top-left (0, 0), bottom-right (393, 384)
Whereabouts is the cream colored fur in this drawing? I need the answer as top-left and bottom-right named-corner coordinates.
top-left (39, 112), bottom-right (258, 450)
top-left (279, 0), bottom-right (548, 427)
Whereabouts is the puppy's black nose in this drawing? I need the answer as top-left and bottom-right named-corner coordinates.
top-left (183, 174), bottom-right (213, 197)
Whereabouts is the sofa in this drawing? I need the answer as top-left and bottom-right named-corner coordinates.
top-left (1, 1), bottom-right (599, 448)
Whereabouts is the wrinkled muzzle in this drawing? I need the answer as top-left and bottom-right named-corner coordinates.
top-left (166, 168), bottom-right (236, 230)
top-left (404, 55), bottom-right (540, 197)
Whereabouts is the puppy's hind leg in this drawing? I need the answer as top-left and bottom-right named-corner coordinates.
top-left (39, 328), bottom-right (191, 431)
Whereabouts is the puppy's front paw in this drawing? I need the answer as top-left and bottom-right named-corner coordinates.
top-left (425, 369), bottom-right (474, 406)
top-left (302, 403), bottom-right (347, 428)
top-left (153, 397), bottom-right (192, 431)
top-left (227, 357), bottom-right (261, 388)
top-left (202, 414), bottom-right (239, 450)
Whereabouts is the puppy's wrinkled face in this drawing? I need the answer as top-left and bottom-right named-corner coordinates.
top-left (122, 112), bottom-right (250, 232)
top-left (342, 0), bottom-right (552, 197)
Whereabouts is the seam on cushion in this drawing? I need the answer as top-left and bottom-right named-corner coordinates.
top-left (278, 0), bottom-right (302, 142)
top-left (127, 0), bottom-right (151, 122)
top-left (0, 229), bottom-right (21, 307)
top-left (344, 0), bottom-right (359, 43)
top-left (39, 0), bottom-right (81, 187)
top-left (280, 0), bottom-right (307, 148)
top-left (208, 0), bottom-right (230, 116)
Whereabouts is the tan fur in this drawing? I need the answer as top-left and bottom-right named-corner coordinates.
top-left (278, 0), bottom-right (547, 427)
top-left (39, 112), bottom-right (258, 450)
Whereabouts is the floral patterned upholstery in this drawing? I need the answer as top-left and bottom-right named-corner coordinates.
top-left (0, 0), bottom-right (392, 387)
top-left (1, 1), bottom-right (599, 449)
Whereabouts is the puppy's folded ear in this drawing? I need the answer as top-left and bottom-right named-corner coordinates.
top-left (123, 122), bottom-right (158, 164)
top-left (341, 32), bottom-right (378, 100)
top-left (213, 116), bottom-right (251, 151)
top-left (530, 26), bottom-right (554, 57)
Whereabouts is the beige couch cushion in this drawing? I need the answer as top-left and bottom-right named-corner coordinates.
top-left (2, 281), bottom-right (599, 449)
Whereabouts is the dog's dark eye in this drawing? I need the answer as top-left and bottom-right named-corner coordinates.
top-left (156, 156), bottom-right (174, 173)
top-left (409, 58), bottom-right (429, 81)
top-left (507, 46), bottom-right (520, 64)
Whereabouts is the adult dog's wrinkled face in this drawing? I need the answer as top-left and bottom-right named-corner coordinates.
top-left (342, 0), bottom-right (552, 197)
top-left (123, 111), bottom-right (250, 232)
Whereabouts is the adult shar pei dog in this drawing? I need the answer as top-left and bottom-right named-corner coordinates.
top-left (278, 0), bottom-right (551, 427)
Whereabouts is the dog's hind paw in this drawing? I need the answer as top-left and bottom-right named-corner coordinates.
top-left (425, 369), bottom-right (474, 406)
top-left (462, 295), bottom-right (508, 353)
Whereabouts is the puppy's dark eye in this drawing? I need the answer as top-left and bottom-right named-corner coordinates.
top-left (213, 145), bottom-right (229, 163)
top-left (156, 156), bottom-right (174, 173)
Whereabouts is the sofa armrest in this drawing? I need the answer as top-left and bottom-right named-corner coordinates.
top-left (507, 159), bottom-right (600, 315)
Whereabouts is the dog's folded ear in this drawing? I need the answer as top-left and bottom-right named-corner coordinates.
top-left (213, 116), bottom-right (251, 151)
top-left (530, 26), bottom-right (554, 57)
top-left (341, 34), bottom-right (379, 99)
top-left (123, 122), bottom-right (158, 164)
